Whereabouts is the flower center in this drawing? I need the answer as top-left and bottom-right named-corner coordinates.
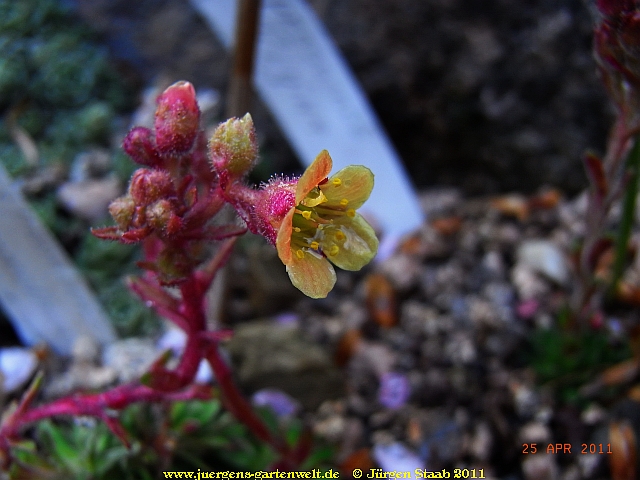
top-left (290, 178), bottom-right (352, 259)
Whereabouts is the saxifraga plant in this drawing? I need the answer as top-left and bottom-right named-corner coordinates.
top-left (0, 81), bottom-right (378, 473)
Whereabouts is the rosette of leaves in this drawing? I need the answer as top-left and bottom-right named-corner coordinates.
top-left (0, 0), bottom-right (133, 175)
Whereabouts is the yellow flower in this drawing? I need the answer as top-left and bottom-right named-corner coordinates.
top-left (276, 150), bottom-right (378, 298)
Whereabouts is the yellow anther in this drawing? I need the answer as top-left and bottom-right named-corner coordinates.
top-left (296, 249), bottom-right (305, 259)
top-left (332, 178), bottom-right (342, 186)
top-left (346, 209), bottom-right (356, 218)
top-left (335, 230), bottom-right (346, 241)
top-left (329, 245), bottom-right (340, 256)
top-left (310, 241), bottom-right (319, 250)
top-left (301, 210), bottom-right (312, 220)
top-left (294, 227), bottom-right (301, 233)
top-left (340, 198), bottom-right (349, 207)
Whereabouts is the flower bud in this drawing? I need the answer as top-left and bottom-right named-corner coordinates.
top-left (231, 177), bottom-right (296, 244)
top-left (146, 199), bottom-right (183, 235)
top-left (208, 113), bottom-right (258, 179)
top-left (109, 195), bottom-right (136, 229)
top-left (128, 168), bottom-right (174, 205)
top-left (154, 81), bottom-right (200, 155)
top-left (146, 199), bottom-right (173, 230)
top-left (123, 126), bottom-right (162, 167)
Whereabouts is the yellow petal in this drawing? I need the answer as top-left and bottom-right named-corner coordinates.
top-left (276, 207), bottom-right (295, 264)
top-left (296, 150), bottom-right (332, 204)
top-left (321, 165), bottom-right (374, 210)
top-left (326, 214), bottom-right (378, 271)
top-left (286, 252), bottom-right (337, 298)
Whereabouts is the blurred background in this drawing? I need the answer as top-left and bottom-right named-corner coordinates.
top-left (1, 1), bottom-right (637, 478)
top-left (71, 0), bottom-right (612, 195)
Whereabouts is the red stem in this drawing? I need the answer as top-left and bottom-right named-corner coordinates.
top-left (203, 343), bottom-right (298, 468)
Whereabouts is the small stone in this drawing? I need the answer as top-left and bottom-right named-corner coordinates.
top-left (581, 404), bottom-right (606, 425)
top-left (401, 301), bottom-right (449, 336)
top-left (560, 465), bottom-right (581, 480)
top-left (468, 296), bottom-right (503, 328)
top-left (194, 360), bottom-right (213, 384)
top-left (511, 382), bottom-right (538, 418)
top-left (69, 149), bottom-right (112, 182)
top-left (337, 418), bottom-right (365, 463)
top-left (102, 338), bottom-right (158, 383)
top-left (445, 332), bottom-right (477, 365)
top-left (71, 335), bottom-right (100, 365)
top-left (0, 347), bottom-right (38, 394)
top-left (352, 341), bottom-right (397, 377)
top-left (379, 253), bottom-right (422, 290)
top-left (511, 264), bottom-right (550, 300)
top-left (252, 388), bottom-right (301, 418)
top-left (519, 421), bottom-right (552, 444)
top-left (481, 250), bottom-right (506, 278)
top-left (419, 187), bottom-right (462, 217)
top-left (516, 240), bottom-right (569, 285)
top-left (156, 327), bottom-right (188, 356)
top-left (227, 320), bottom-right (344, 409)
top-left (369, 409), bottom-right (396, 429)
top-left (378, 372), bottom-right (411, 410)
top-left (57, 176), bottom-right (122, 221)
top-left (522, 454), bottom-right (558, 480)
top-left (313, 414), bottom-right (346, 443)
top-left (469, 422), bottom-right (493, 462)
top-left (372, 441), bottom-right (424, 471)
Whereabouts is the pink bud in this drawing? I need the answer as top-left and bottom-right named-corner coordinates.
top-left (123, 127), bottom-right (162, 167)
top-left (251, 178), bottom-right (296, 244)
top-left (128, 169), bottom-right (174, 205)
top-left (208, 113), bottom-right (258, 179)
top-left (154, 81), bottom-right (200, 155)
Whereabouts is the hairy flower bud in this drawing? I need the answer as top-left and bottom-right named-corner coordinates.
top-left (146, 199), bottom-right (183, 235)
top-left (128, 168), bottom-right (174, 205)
top-left (208, 113), bottom-right (258, 179)
top-left (146, 199), bottom-right (173, 229)
top-left (109, 195), bottom-right (136, 229)
top-left (123, 126), bottom-right (162, 167)
top-left (154, 81), bottom-right (200, 155)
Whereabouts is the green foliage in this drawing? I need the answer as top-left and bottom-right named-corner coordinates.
top-left (6, 397), bottom-right (336, 478)
top-left (0, 0), bottom-right (133, 177)
top-left (529, 323), bottom-right (631, 405)
top-left (75, 231), bottom-right (160, 338)
top-left (0, 0), bottom-right (131, 111)
top-left (8, 419), bottom-right (142, 480)
top-left (610, 137), bottom-right (640, 294)
top-left (29, 193), bottom-right (84, 241)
